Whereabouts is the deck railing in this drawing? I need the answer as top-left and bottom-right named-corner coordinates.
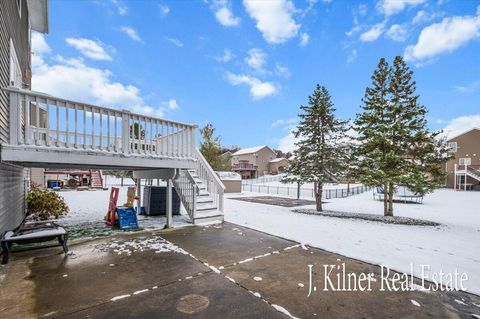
top-left (194, 149), bottom-right (225, 212)
top-left (232, 162), bottom-right (257, 171)
top-left (6, 87), bottom-right (196, 159)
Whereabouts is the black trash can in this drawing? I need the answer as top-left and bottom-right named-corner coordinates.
top-left (143, 186), bottom-right (181, 216)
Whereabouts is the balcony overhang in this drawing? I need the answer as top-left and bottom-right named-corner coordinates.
top-left (27, 0), bottom-right (49, 33)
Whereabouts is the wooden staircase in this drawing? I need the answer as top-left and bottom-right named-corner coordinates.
top-left (90, 170), bottom-right (104, 189)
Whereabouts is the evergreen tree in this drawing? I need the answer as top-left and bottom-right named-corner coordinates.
top-left (199, 124), bottom-right (222, 170)
top-left (353, 56), bottom-right (450, 216)
top-left (283, 85), bottom-right (349, 211)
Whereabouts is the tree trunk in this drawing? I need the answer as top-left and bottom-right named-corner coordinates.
top-left (387, 182), bottom-right (394, 216)
top-left (383, 183), bottom-right (389, 216)
top-left (297, 182), bottom-right (301, 200)
top-left (314, 182), bottom-right (323, 211)
top-left (121, 177), bottom-right (124, 187)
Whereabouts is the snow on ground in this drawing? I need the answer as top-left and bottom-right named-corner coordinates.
top-left (55, 176), bottom-right (190, 239)
top-left (224, 189), bottom-right (480, 295)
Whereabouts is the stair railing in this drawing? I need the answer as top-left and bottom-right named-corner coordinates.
top-left (173, 169), bottom-right (199, 221)
top-left (193, 149), bottom-right (225, 212)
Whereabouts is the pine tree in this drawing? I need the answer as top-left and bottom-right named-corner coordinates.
top-left (199, 124), bottom-right (222, 170)
top-left (283, 85), bottom-right (349, 211)
top-left (353, 56), bottom-right (450, 216)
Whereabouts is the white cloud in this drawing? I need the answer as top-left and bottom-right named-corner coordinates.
top-left (245, 48), bottom-right (267, 72)
top-left (163, 99), bottom-right (179, 110)
top-left (31, 37), bottom-right (175, 118)
top-left (31, 32), bottom-right (50, 55)
top-left (271, 117), bottom-right (296, 127)
top-left (386, 24), bottom-right (408, 42)
top-left (378, 0), bottom-right (426, 16)
top-left (278, 130), bottom-right (297, 152)
top-left (120, 26), bottom-right (142, 42)
top-left (412, 10), bottom-right (444, 25)
top-left (454, 80), bottom-right (480, 93)
top-left (299, 33), bottom-right (310, 46)
top-left (166, 37), bottom-right (183, 47)
top-left (404, 12), bottom-right (480, 63)
top-left (159, 4), bottom-right (170, 16)
top-left (215, 49), bottom-right (235, 63)
top-left (111, 0), bottom-right (128, 15)
top-left (243, 0), bottom-right (300, 44)
top-left (118, 5), bottom-right (127, 15)
top-left (441, 115), bottom-right (480, 139)
top-left (358, 4), bottom-right (368, 16)
top-left (211, 0), bottom-right (240, 27)
top-left (359, 22), bottom-right (385, 42)
top-left (347, 49), bottom-right (358, 63)
top-left (275, 63), bottom-right (291, 78)
top-left (65, 38), bottom-right (112, 61)
top-left (226, 72), bottom-right (278, 99)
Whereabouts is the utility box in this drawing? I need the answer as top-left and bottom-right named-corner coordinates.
top-left (143, 186), bottom-right (181, 216)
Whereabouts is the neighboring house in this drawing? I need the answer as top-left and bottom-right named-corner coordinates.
top-left (231, 145), bottom-right (277, 179)
top-left (0, 0), bottom-right (48, 234)
top-left (269, 157), bottom-right (288, 175)
top-left (444, 128), bottom-right (480, 190)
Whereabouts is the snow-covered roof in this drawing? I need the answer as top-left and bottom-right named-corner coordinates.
top-left (216, 171), bottom-right (241, 181)
top-left (233, 145), bottom-right (270, 156)
top-left (269, 157), bottom-right (287, 163)
top-left (446, 127), bottom-right (480, 142)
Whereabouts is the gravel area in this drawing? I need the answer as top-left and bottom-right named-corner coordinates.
top-left (292, 209), bottom-right (441, 226)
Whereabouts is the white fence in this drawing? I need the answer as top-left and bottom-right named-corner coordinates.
top-left (242, 183), bottom-right (371, 200)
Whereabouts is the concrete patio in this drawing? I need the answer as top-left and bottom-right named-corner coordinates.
top-left (0, 222), bottom-right (479, 318)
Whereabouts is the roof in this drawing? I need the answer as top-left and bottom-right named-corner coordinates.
top-left (446, 127), bottom-right (480, 142)
top-left (27, 0), bottom-right (49, 33)
top-left (216, 171), bottom-right (241, 181)
top-left (232, 145), bottom-right (274, 156)
top-left (269, 157), bottom-right (288, 163)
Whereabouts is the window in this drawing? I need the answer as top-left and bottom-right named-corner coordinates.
top-left (16, 0), bottom-right (21, 18)
top-left (459, 158), bottom-right (471, 166)
top-left (447, 142), bottom-right (457, 153)
top-left (9, 39), bottom-right (22, 88)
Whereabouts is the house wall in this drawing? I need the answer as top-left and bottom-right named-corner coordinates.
top-left (0, 0), bottom-right (31, 144)
top-left (0, 163), bottom-right (28, 234)
top-left (444, 129), bottom-right (480, 188)
top-left (269, 158), bottom-right (288, 175)
top-left (231, 147), bottom-right (276, 177)
top-left (0, 0), bottom-right (31, 234)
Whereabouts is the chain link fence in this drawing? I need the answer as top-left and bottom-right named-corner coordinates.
top-left (241, 183), bottom-right (372, 200)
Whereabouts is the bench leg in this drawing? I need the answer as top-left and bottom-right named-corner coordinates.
top-left (1, 241), bottom-right (10, 265)
top-left (58, 235), bottom-right (69, 254)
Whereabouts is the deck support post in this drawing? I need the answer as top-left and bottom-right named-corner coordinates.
top-left (166, 178), bottom-right (172, 228)
top-left (136, 178), bottom-right (141, 216)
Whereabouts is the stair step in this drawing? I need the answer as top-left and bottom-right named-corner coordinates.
top-left (192, 210), bottom-right (224, 225)
top-left (197, 197), bottom-right (213, 204)
top-left (196, 203), bottom-right (217, 211)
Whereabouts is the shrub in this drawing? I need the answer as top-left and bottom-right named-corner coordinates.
top-left (26, 188), bottom-right (69, 220)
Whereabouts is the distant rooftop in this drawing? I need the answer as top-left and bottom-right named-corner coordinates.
top-left (232, 145), bottom-right (268, 156)
top-left (269, 158), bottom-right (287, 163)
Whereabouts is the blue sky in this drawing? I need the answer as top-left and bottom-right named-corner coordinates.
top-left (31, 0), bottom-right (480, 151)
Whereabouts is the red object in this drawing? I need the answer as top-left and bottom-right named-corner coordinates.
top-left (105, 187), bottom-right (119, 226)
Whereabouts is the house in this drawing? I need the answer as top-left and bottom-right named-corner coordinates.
top-left (231, 145), bottom-right (277, 179)
top-left (0, 0), bottom-right (224, 234)
top-left (0, 0), bottom-right (48, 234)
top-left (444, 128), bottom-right (480, 190)
top-left (269, 157), bottom-right (288, 175)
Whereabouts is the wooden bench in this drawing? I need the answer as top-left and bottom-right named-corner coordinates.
top-left (1, 222), bottom-right (69, 264)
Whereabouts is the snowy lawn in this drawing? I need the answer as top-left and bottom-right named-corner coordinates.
top-left (224, 189), bottom-right (480, 295)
